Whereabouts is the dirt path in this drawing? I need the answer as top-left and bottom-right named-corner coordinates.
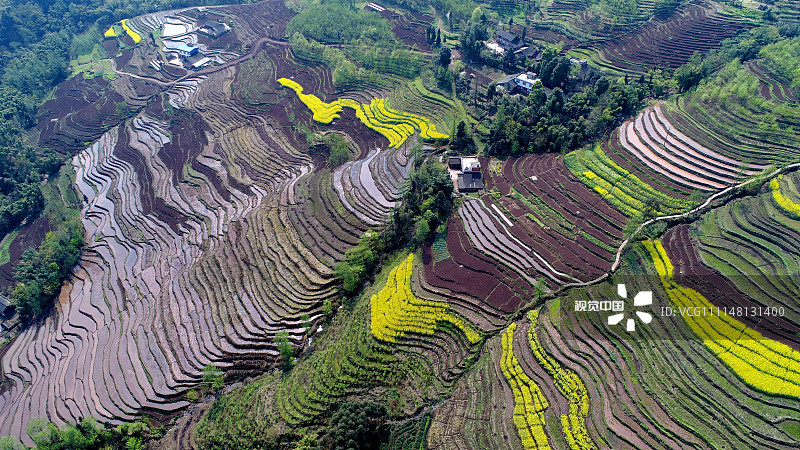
top-left (565, 161), bottom-right (800, 290)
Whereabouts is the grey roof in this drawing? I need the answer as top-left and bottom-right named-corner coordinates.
top-left (206, 21), bottom-right (226, 32)
top-left (496, 30), bottom-right (520, 44)
top-left (185, 52), bottom-right (206, 64)
top-left (496, 74), bottom-right (517, 86)
top-left (0, 294), bottom-right (13, 316)
top-left (201, 21), bottom-right (229, 37)
top-left (458, 172), bottom-right (484, 191)
top-left (514, 46), bottom-right (538, 58)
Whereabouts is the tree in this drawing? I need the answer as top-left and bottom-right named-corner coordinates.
top-left (414, 218), bottom-right (431, 244)
top-left (594, 76), bottom-right (610, 95)
top-left (486, 82), bottom-right (496, 101)
top-left (334, 230), bottom-right (384, 296)
top-left (435, 66), bottom-right (453, 90)
top-left (322, 402), bottom-right (388, 450)
top-left (550, 57), bottom-right (571, 88)
top-left (438, 46), bottom-right (452, 67)
top-left (275, 331), bottom-right (294, 367)
top-left (643, 196), bottom-right (659, 219)
top-left (528, 82), bottom-right (546, 108)
top-left (502, 47), bottom-right (516, 69)
top-left (0, 436), bottom-right (25, 450)
top-left (451, 120), bottom-right (476, 154)
top-left (471, 7), bottom-right (483, 23)
top-left (325, 133), bottom-right (351, 167)
top-left (675, 51), bottom-right (709, 92)
top-left (654, 0), bottom-right (679, 15)
top-left (202, 365), bottom-right (224, 391)
top-left (534, 277), bottom-right (545, 301)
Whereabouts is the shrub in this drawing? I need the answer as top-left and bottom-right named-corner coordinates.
top-left (202, 365), bottom-right (225, 391)
top-left (325, 133), bottom-right (351, 167)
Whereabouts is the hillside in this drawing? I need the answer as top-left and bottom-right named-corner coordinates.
top-left (0, 0), bottom-right (799, 449)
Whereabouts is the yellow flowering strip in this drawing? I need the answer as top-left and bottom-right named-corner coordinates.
top-left (278, 78), bottom-right (448, 147)
top-left (104, 26), bottom-right (117, 38)
top-left (645, 240), bottom-right (800, 399)
top-left (527, 310), bottom-right (595, 450)
top-left (770, 175), bottom-right (800, 218)
top-left (370, 254), bottom-right (481, 344)
top-left (564, 144), bottom-right (692, 216)
top-left (277, 78), bottom-right (357, 123)
top-left (501, 323), bottom-right (552, 450)
top-left (120, 19), bottom-right (142, 44)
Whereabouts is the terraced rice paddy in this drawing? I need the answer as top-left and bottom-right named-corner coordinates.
top-left (465, 153), bottom-right (626, 284)
top-left (571, 2), bottom-right (755, 73)
top-left (501, 322), bottom-right (551, 449)
top-left (371, 254), bottom-right (482, 344)
top-left (527, 309), bottom-right (594, 450)
top-left (4, 0), bottom-right (800, 447)
top-left (684, 172), bottom-right (800, 349)
top-left (609, 102), bottom-right (766, 192)
top-left (659, 58), bottom-right (800, 167)
top-left (647, 239), bottom-right (800, 398)
top-left (0, 0), bottom-right (450, 443)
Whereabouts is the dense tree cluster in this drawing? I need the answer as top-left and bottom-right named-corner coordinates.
top-left (287, 3), bottom-right (393, 44)
top-left (450, 120), bottom-right (477, 155)
top-left (675, 25), bottom-right (786, 91)
top-left (321, 402), bottom-right (389, 450)
top-left (0, 84), bottom-right (60, 242)
top-left (458, 22), bottom-right (488, 62)
top-left (334, 230), bottom-right (385, 297)
top-left (389, 159), bottom-right (454, 246)
top-left (288, 8), bottom-right (422, 83)
top-left (486, 77), bottom-right (646, 156)
top-left (13, 219), bottom-right (83, 322)
top-left (324, 133), bottom-right (352, 168)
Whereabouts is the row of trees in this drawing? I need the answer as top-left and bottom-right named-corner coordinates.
top-left (334, 158), bottom-right (454, 297)
top-left (0, 417), bottom-right (155, 450)
top-left (12, 217), bottom-right (84, 323)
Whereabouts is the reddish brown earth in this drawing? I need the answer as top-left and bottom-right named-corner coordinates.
top-left (477, 154), bottom-right (626, 281)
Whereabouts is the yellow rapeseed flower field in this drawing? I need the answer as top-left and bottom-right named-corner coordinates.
top-left (501, 323), bottom-right (552, 450)
top-left (370, 254), bottom-right (481, 344)
top-left (645, 240), bottom-right (800, 399)
top-left (278, 78), bottom-right (448, 148)
top-left (770, 175), bottom-right (800, 217)
top-left (527, 309), bottom-right (595, 450)
top-left (121, 19), bottom-right (142, 44)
